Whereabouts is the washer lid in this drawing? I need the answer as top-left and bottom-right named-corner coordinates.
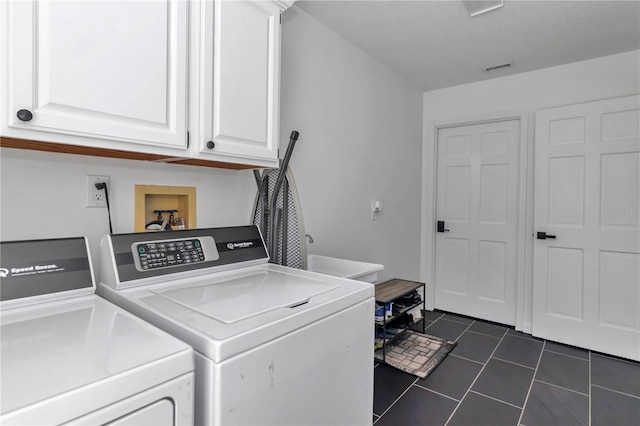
top-left (151, 272), bottom-right (339, 323)
top-left (116, 264), bottom-right (375, 362)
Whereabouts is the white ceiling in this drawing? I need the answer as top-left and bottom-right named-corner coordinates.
top-left (294, 0), bottom-right (640, 91)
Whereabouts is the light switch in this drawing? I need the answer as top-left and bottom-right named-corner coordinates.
top-left (371, 200), bottom-right (383, 220)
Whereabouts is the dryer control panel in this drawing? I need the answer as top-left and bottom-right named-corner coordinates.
top-left (132, 236), bottom-right (219, 271)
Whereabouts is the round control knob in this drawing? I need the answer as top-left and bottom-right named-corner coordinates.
top-left (206, 141), bottom-right (215, 149)
top-left (17, 109), bottom-right (33, 122)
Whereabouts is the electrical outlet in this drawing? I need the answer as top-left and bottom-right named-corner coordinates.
top-left (87, 175), bottom-right (110, 208)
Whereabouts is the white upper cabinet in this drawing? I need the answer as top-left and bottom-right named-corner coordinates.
top-left (1, 0), bottom-right (291, 168)
top-left (192, 0), bottom-right (283, 167)
top-left (2, 0), bottom-right (188, 153)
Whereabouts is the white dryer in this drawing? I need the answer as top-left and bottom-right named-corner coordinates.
top-left (0, 237), bottom-right (195, 425)
top-left (98, 225), bottom-right (374, 425)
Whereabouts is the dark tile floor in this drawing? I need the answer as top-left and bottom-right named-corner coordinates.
top-left (373, 310), bottom-right (640, 426)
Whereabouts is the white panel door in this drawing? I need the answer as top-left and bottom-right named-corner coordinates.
top-left (7, 0), bottom-right (188, 148)
top-left (435, 119), bottom-right (520, 325)
top-left (533, 95), bottom-right (640, 361)
top-left (198, 0), bottom-right (280, 162)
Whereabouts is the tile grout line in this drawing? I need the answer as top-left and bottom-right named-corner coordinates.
top-left (444, 322), bottom-right (509, 425)
top-left (516, 339), bottom-right (547, 426)
top-left (449, 353), bottom-right (486, 366)
top-left (591, 351), bottom-right (640, 366)
top-left (591, 384), bottom-right (640, 400)
top-left (440, 313), bottom-right (476, 326)
top-left (464, 329), bottom-right (507, 340)
top-left (589, 350), bottom-right (592, 426)
top-left (425, 312), bottom-right (446, 325)
top-left (534, 378), bottom-right (590, 397)
top-left (454, 317), bottom-right (476, 341)
top-left (506, 330), bottom-right (543, 342)
top-left (428, 314), bottom-right (475, 342)
top-left (492, 356), bottom-right (537, 370)
top-left (375, 376), bottom-right (420, 421)
top-left (468, 390), bottom-right (523, 410)
top-left (412, 383), bottom-right (461, 403)
top-left (431, 317), bottom-right (474, 329)
top-left (544, 348), bottom-right (591, 362)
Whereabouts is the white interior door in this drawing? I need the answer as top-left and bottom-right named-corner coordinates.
top-left (533, 95), bottom-right (640, 361)
top-left (435, 119), bottom-right (520, 325)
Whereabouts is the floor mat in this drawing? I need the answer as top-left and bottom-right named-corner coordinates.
top-left (375, 330), bottom-right (457, 378)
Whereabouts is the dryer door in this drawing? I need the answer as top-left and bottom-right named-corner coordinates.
top-left (68, 373), bottom-right (193, 425)
top-left (107, 399), bottom-right (173, 425)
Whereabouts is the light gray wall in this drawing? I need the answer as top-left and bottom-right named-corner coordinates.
top-left (280, 7), bottom-right (424, 282)
top-left (421, 50), bottom-right (640, 329)
top-left (0, 149), bottom-right (256, 278)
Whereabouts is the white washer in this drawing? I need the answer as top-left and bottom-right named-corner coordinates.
top-left (0, 237), bottom-right (195, 425)
top-left (98, 225), bottom-right (374, 425)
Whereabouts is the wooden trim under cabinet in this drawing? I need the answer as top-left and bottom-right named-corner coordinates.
top-left (0, 137), bottom-right (257, 170)
top-left (165, 158), bottom-right (255, 169)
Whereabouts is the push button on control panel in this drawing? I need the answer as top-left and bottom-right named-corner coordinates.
top-left (131, 236), bottom-right (218, 272)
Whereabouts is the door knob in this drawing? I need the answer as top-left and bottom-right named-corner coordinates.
top-left (437, 221), bottom-right (450, 232)
top-left (537, 232), bottom-right (556, 240)
top-left (17, 109), bottom-right (33, 122)
top-left (206, 141), bottom-right (215, 149)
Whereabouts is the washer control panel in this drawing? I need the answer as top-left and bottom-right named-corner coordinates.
top-left (131, 236), bottom-right (219, 271)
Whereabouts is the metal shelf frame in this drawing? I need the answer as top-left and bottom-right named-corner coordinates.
top-left (374, 278), bottom-right (426, 364)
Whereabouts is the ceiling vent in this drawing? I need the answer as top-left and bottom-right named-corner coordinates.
top-left (484, 62), bottom-right (513, 73)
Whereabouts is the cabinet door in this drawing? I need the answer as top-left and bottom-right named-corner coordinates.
top-left (5, 0), bottom-right (188, 149)
top-left (198, 0), bottom-right (281, 163)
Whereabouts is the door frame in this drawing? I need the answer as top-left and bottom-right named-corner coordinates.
top-left (421, 110), bottom-right (530, 330)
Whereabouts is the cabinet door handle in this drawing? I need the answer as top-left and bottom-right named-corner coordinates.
top-left (206, 141), bottom-right (215, 149)
top-left (17, 109), bottom-right (33, 122)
